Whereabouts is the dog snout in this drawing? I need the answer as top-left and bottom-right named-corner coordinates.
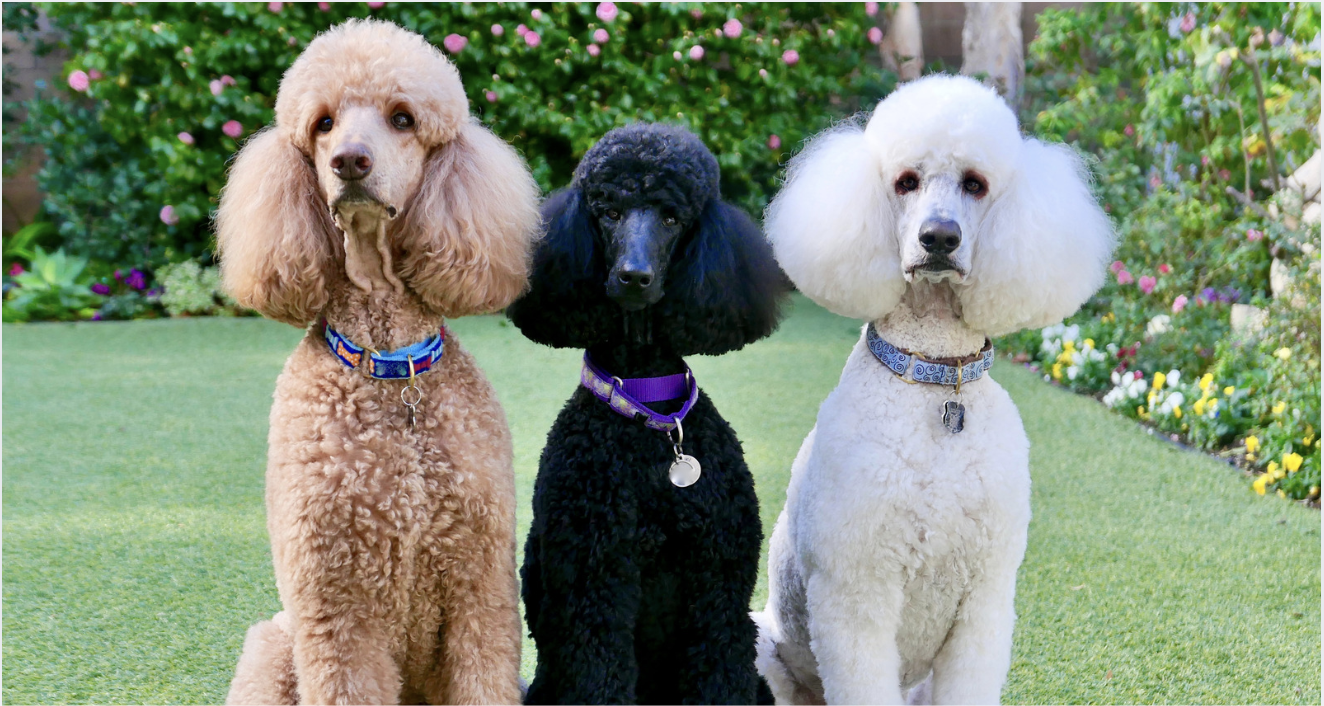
top-left (918, 218), bottom-right (961, 255)
top-left (616, 267), bottom-right (655, 289)
top-left (331, 143), bottom-right (374, 181)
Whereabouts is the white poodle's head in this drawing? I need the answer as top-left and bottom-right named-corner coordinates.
top-left (766, 75), bottom-right (1114, 338)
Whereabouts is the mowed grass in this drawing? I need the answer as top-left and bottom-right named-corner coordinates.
top-left (3, 295), bottom-right (1318, 704)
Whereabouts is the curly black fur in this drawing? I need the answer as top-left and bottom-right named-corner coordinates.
top-left (510, 124), bottom-right (787, 704)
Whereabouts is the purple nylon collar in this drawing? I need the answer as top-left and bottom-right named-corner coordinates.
top-left (580, 352), bottom-right (698, 431)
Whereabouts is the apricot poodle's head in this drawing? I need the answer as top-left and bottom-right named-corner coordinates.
top-left (216, 20), bottom-right (540, 326)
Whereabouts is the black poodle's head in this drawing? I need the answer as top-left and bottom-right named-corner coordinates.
top-left (508, 122), bottom-right (788, 356)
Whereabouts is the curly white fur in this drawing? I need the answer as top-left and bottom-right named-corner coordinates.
top-left (754, 75), bottom-right (1113, 705)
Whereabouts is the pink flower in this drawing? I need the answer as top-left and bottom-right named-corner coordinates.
top-left (782, 49), bottom-right (799, 65)
top-left (1110, 260), bottom-right (1126, 274)
top-left (68, 70), bottom-right (90, 92)
top-left (1158, 263), bottom-right (1171, 275)
top-left (768, 134), bottom-right (781, 150)
top-left (183, 46), bottom-right (192, 55)
top-left (1218, 169), bottom-right (1231, 181)
top-left (1246, 228), bottom-right (1264, 242)
top-left (867, 26), bottom-right (883, 45)
top-left (723, 19), bottom-right (743, 38)
top-left (222, 120), bottom-right (243, 138)
top-left (367, 1), bottom-right (385, 7)
top-left (491, 24), bottom-right (504, 36)
top-left (210, 79), bottom-right (223, 96)
top-left (516, 24), bottom-right (529, 36)
top-left (1124, 124), bottom-right (1134, 137)
top-left (759, 68), bottom-right (768, 78)
top-left (530, 8), bottom-right (543, 20)
top-left (523, 31), bottom-right (541, 48)
top-left (689, 45), bottom-right (705, 60)
top-left (267, 2), bottom-right (282, 12)
top-left (221, 75), bottom-right (236, 86)
top-left (587, 43), bottom-right (601, 57)
top-left (9, 262), bottom-right (24, 276)
top-left (865, 1), bottom-right (879, 16)
top-left (318, 2), bottom-right (330, 10)
top-left (673, 51), bottom-right (683, 61)
top-left (596, 1), bottom-right (618, 22)
top-left (594, 28), bottom-right (609, 43)
top-left (1179, 12), bottom-right (1195, 33)
top-left (690, 8), bottom-right (702, 19)
top-left (177, 131), bottom-right (195, 145)
top-left (485, 90), bottom-right (498, 103)
top-left (160, 205), bottom-right (179, 226)
top-left (1138, 275), bottom-right (1156, 294)
top-left (1116, 269), bottom-right (1134, 285)
top-left (1172, 294), bottom-right (1188, 313)
top-left (88, 69), bottom-right (103, 80)
top-left (1149, 174), bottom-right (1162, 189)
top-left (443, 34), bottom-right (468, 53)
top-left (1201, 155), bottom-right (1211, 166)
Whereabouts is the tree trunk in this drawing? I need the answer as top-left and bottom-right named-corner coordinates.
top-left (961, 2), bottom-right (1023, 108)
top-left (880, 1), bottom-right (923, 81)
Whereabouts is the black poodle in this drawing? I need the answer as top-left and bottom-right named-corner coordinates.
top-left (508, 123), bottom-right (788, 704)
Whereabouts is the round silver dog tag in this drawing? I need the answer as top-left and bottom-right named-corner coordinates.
top-left (669, 454), bottom-right (702, 487)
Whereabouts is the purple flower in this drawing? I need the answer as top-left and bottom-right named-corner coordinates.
top-left (723, 19), bottom-right (743, 38)
top-left (222, 120), bottom-right (243, 138)
top-left (160, 205), bottom-right (179, 226)
top-left (210, 79), bottom-right (223, 96)
top-left (1246, 228), bottom-right (1264, 242)
top-left (443, 34), bottom-right (468, 54)
top-left (587, 43), bottom-right (601, 57)
top-left (491, 24), bottom-right (505, 36)
top-left (594, 28), bottom-right (610, 43)
top-left (125, 269), bottom-right (147, 291)
top-left (68, 70), bottom-right (90, 92)
top-left (9, 263), bottom-right (24, 276)
top-left (768, 134), bottom-right (781, 150)
top-left (91, 283), bottom-right (111, 295)
top-left (1138, 275), bottom-right (1156, 294)
top-left (1201, 287), bottom-right (1218, 303)
top-left (868, 26), bottom-right (883, 45)
top-left (782, 49), bottom-right (799, 66)
top-left (865, 1), bottom-right (879, 16)
top-left (92, 312), bottom-right (103, 321)
top-left (523, 31), bottom-right (541, 48)
top-left (689, 45), bottom-right (705, 60)
top-left (178, 132), bottom-right (195, 145)
top-left (485, 90), bottom-right (498, 102)
top-left (596, 1), bottom-right (618, 22)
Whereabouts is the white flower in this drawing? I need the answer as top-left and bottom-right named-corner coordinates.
top-left (1146, 314), bottom-right (1172, 336)
top-left (1067, 366), bottom-right (1080, 380)
top-left (1166, 369), bottom-right (1180, 387)
top-left (1062, 324), bottom-right (1081, 343)
top-left (1167, 391), bottom-right (1185, 408)
top-left (1111, 370), bottom-right (1122, 385)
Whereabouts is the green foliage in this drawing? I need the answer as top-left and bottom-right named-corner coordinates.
top-left (157, 260), bottom-right (236, 317)
top-left (3, 221), bottom-right (59, 268)
top-left (21, 1), bottom-right (893, 269)
top-left (1008, 2), bottom-right (1322, 501)
top-left (3, 246), bottom-right (101, 322)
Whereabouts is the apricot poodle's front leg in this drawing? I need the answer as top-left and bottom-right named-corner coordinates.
top-left (288, 605), bottom-right (401, 705)
top-left (227, 612), bottom-right (298, 705)
top-left (426, 522), bottom-right (522, 705)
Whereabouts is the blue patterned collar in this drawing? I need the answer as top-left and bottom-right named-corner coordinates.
top-left (865, 323), bottom-right (993, 390)
top-left (322, 320), bottom-right (446, 380)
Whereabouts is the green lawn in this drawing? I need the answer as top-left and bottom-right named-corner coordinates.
top-left (3, 295), bottom-right (1318, 704)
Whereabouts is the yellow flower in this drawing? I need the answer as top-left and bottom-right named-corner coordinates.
top-left (1275, 347), bottom-right (1292, 361)
top-left (1247, 453), bottom-right (1256, 461)
top-left (1063, 340), bottom-right (1076, 353)
top-left (1270, 464), bottom-right (1286, 480)
top-left (1223, 386), bottom-right (1235, 396)
top-left (1148, 391), bottom-right (1157, 407)
top-left (1253, 474), bottom-right (1269, 495)
top-left (1267, 460), bottom-right (1280, 474)
top-left (1173, 406), bottom-right (1183, 419)
top-left (1193, 399), bottom-right (1207, 416)
top-left (1199, 373), bottom-right (1213, 391)
top-left (1245, 436), bottom-right (1260, 453)
top-left (1084, 338), bottom-right (1095, 350)
top-left (1278, 489), bottom-right (1287, 498)
top-left (1273, 401), bottom-right (1287, 415)
top-left (1152, 372), bottom-right (1166, 390)
top-left (1052, 362), bottom-right (1063, 380)
top-left (1304, 435), bottom-right (1315, 447)
top-left (1283, 452), bottom-right (1303, 473)
top-left (1209, 398), bottom-right (1220, 412)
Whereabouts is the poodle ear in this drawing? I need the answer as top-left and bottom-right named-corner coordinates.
top-left (505, 187), bottom-right (620, 348)
top-left (958, 139), bottom-right (1115, 338)
top-left (216, 127), bottom-right (338, 327)
top-left (656, 198), bottom-right (789, 355)
top-left (764, 122), bottom-right (905, 321)
top-left (397, 121), bottom-right (541, 318)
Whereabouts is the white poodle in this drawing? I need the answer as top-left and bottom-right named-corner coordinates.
top-left (752, 75), bottom-right (1113, 705)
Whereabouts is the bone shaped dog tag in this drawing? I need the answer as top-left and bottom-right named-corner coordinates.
top-left (941, 400), bottom-right (965, 434)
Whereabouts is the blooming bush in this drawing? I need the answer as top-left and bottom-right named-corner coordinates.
top-left (12, 1), bottom-right (893, 274)
top-left (1007, 2), bottom-right (1321, 502)
top-left (157, 260), bottom-right (237, 317)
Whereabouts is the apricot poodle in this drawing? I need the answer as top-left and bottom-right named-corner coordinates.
top-left (216, 20), bottom-right (540, 705)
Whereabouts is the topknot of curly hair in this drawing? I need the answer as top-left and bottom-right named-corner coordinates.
top-left (573, 123), bottom-right (721, 222)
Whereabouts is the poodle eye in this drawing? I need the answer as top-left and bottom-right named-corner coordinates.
top-left (895, 173), bottom-right (920, 195)
top-left (391, 112), bottom-right (415, 130)
top-left (663, 216), bottom-right (677, 227)
top-left (962, 174), bottom-right (988, 198)
top-left (316, 116), bottom-right (334, 133)
top-left (606, 210), bottom-right (621, 221)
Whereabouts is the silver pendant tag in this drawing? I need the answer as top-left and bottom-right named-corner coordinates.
top-left (941, 400), bottom-right (965, 434)
top-left (669, 454), bottom-right (702, 487)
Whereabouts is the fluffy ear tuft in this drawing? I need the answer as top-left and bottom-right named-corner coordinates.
top-left (397, 121), bottom-right (541, 318)
top-left (216, 127), bottom-right (338, 327)
top-left (505, 188), bottom-right (620, 348)
top-left (656, 199), bottom-right (790, 355)
top-left (958, 140), bottom-right (1115, 338)
top-left (764, 122), bottom-right (905, 321)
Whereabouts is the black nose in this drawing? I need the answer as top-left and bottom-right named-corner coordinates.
top-left (331, 143), bottom-right (373, 181)
top-left (617, 267), bottom-right (654, 289)
top-left (919, 218), bottom-right (961, 255)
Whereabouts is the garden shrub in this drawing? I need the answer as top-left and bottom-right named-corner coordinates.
top-left (13, 1), bottom-right (894, 272)
top-left (1009, 2), bottom-right (1321, 501)
top-left (157, 260), bottom-right (234, 317)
